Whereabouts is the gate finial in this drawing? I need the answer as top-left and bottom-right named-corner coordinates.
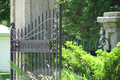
top-left (10, 22), bottom-right (15, 28)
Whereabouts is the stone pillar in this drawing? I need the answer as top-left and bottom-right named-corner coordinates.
top-left (10, 0), bottom-right (55, 29)
top-left (10, 0), bottom-right (55, 79)
top-left (97, 12), bottom-right (120, 50)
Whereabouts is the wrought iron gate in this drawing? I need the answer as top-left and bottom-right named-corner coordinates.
top-left (10, 4), bottom-right (62, 80)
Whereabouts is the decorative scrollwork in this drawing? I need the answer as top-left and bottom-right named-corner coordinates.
top-left (11, 7), bottom-right (60, 41)
top-left (51, 8), bottom-right (60, 40)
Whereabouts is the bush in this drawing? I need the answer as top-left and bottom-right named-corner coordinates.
top-left (62, 41), bottom-right (120, 80)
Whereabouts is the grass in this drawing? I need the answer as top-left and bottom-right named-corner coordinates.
top-left (0, 72), bottom-right (10, 80)
top-left (0, 70), bottom-right (89, 80)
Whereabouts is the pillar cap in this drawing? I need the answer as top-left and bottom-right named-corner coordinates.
top-left (97, 12), bottom-right (120, 23)
top-left (104, 12), bottom-right (120, 17)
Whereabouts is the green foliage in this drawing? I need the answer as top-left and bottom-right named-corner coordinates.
top-left (62, 41), bottom-right (86, 72)
top-left (61, 70), bottom-right (82, 80)
top-left (56, 0), bottom-right (120, 41)
top-left (0, 72), bottom-right (10, 80)
top-left (95, 42), bottom-right (120, 80)
top-left (62, 41), bottom-right (92, 79)
top-left (62, 41), bottom-right (120, 80)
top-left (0, 0), bottom-right (10, 27)
top-left (10, 61), bottom-right (26, 76)
top-left (0, 74), bottom-right (2, 79)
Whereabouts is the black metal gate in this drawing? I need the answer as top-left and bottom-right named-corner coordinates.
top-left (10, 4), bottom-right (62, 80)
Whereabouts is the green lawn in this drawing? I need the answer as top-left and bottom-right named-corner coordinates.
top-left (0, 72), bottom-right (10, 80)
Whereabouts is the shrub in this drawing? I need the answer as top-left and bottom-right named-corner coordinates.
top-left (62, 41), bottom-right (120, 80)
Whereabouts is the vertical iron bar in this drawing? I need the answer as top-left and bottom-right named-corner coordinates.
top-left (38, 16), bottom-right (40, 76)
top-left (52, 10), bottom-right (54, 52)
top-left (56, 53), bottom-right (58, 79)
top-left (52, 9), bottom-right (55, 77)
top-left (49, 9), bottom-right (51, 76)
top-left (42, 13), bottom-right (44, 39)
top-left (77, 39), bottom-right (80, 46)
top-left (45, 11), bottom-right (47, 75)
top-left (71, 38), bottom-right (73, 42)
top-left (40, 52), bottom-right (43, 74)
top-left (10, 48), bottom-right (13, 80)
top-left (41, 53), bottom-right (44, 74)
top-left (38, 16), bottom-right (40, 39)
top-left (41, 13), bottom-right (44, 75)
top-left (48, 53), bottom-right (51, 76)
top-left (59, 4), bottom-right (62, 79)
top-left (109, 40), bottom-right (111, 51)
top-left (20, 28), bottom-right (23, 79)
top-left (31, 22), bottom-right (33, 72)
top-left (109, 44), bottom-right (111, 52)
top-left (46, 11), bottom-right (48, 39)
top-left (35, 19), bottom-right (37, 40)
top-left (83, 41), bottom-right (85, 50)
top-left (34, 19), bottom-right (37, 77)
top-left (24, 27), bottom-right (27, 71)
top-left (28, 25), bottom-right (30, 71)
top-left (25, 26), bottom-right (28, 71)
top-left (49, 10), bottom-right (51, 39)
top-left (95, 41), bottom-right (98, 50)
top-left (10, 23), bottom-right (14, 80)
top-left (14, 35), bottom-right (16, 80)
top-left (65, 36), bottom-right (67, 48)
top-left (16, 29), bottom-right (19, 79)
top-left (38, 53), bottom-right (40, 75)
top-left (56, 11), bottom-right (58, 80)
top-left (89, 40), bottom-right (92, 53)
top-left (13, 52), bottom-right (16, 80)
top-left (36, 19), bottom-right (39, 77)
top-left (42, 13), bottom-right (44, 75)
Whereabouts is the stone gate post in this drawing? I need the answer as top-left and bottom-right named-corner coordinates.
top-left (97, 12), bottom-right (120, 50)
top-left (10, 0), bottom-right (55, 79)
top-left (10, 0), bottom-right (55, 29)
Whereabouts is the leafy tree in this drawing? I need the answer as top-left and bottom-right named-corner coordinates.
top-left (56, 0), bottom-right (120, 41)
top-left (0, 0), bottom-right (10, 27)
